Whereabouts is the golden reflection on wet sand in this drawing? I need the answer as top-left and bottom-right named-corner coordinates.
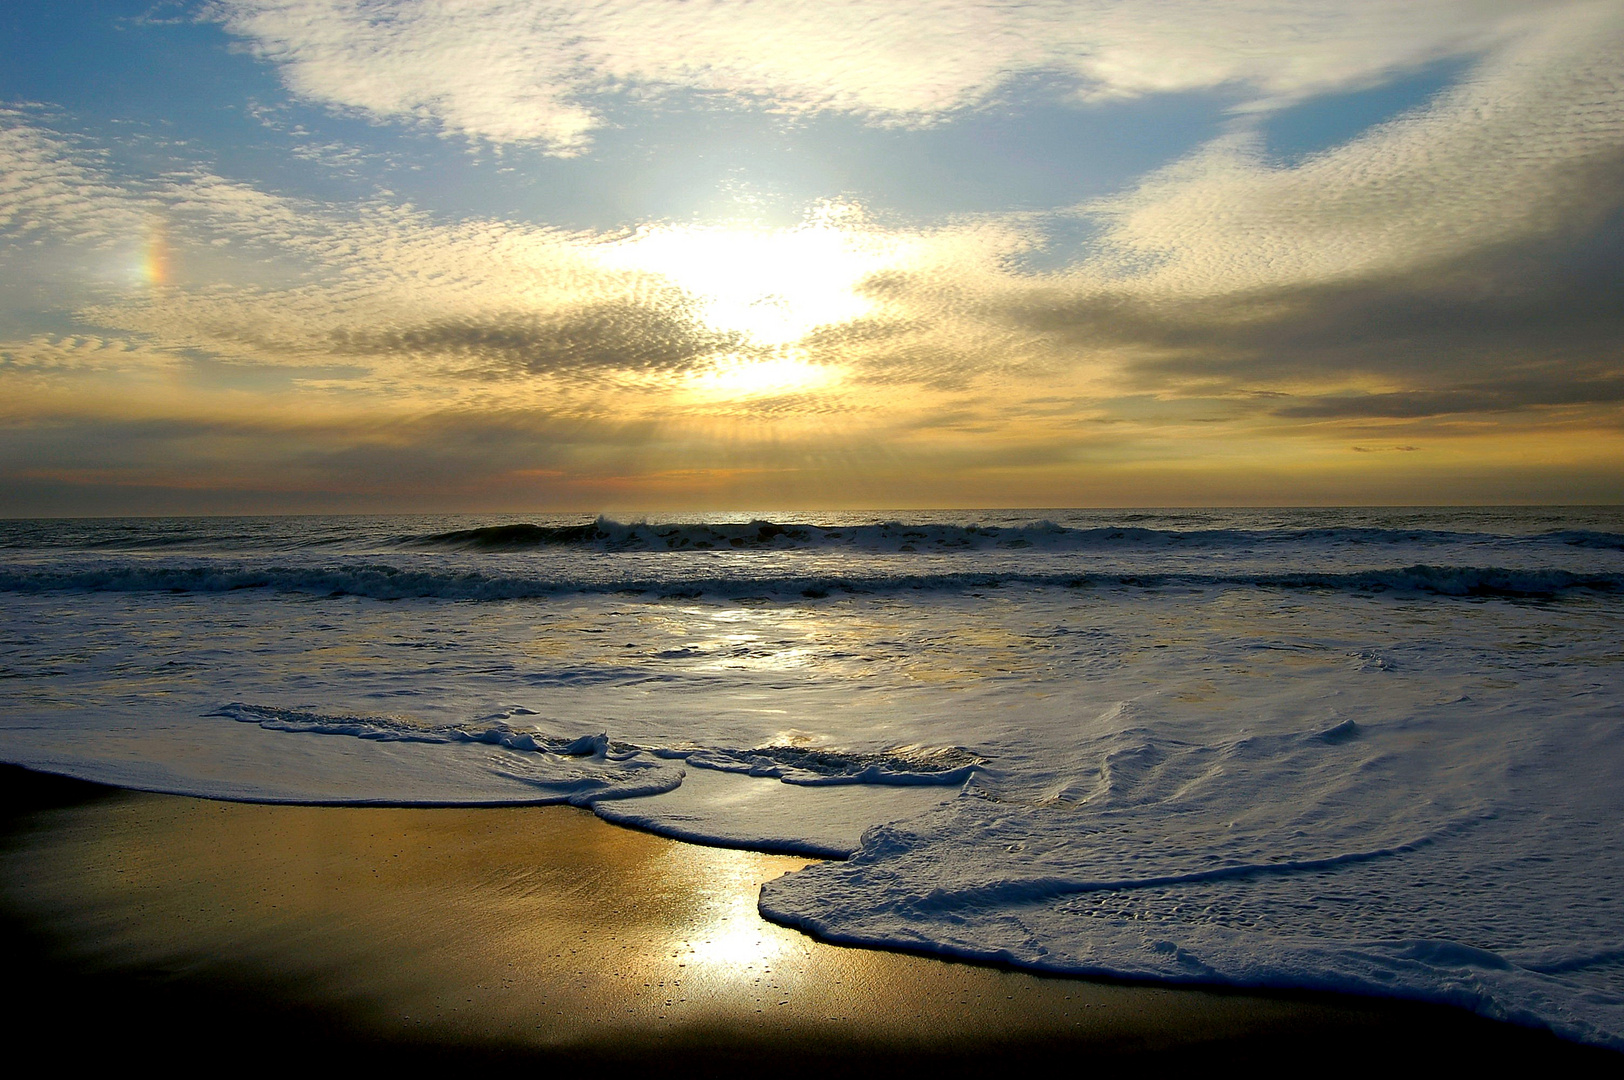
top-left (0, 786), bottom-right (1601, 1062)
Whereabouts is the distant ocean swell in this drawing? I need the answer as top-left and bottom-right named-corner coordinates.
top-left (410, 518), bottom-right (1624, 552)
top-left (2, 563), bottom-right (1618, 599)
top-left (5, 517), bottom-right (1623, 553)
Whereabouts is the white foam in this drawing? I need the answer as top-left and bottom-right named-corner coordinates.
top-left (0, 707), bottom-right (682, 806)
top-left (592, 766), bottom-right (956, 857)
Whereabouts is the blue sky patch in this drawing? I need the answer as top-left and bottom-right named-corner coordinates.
top-left (1262, 56), bottom-right (1476, 163)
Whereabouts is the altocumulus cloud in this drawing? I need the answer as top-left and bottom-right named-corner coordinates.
top-left (210, 0), bottom-right (1534, 151)
top-left (961, 6), bottom-right (1624, 430)
top-left (331, 300), bottom-right (757, 382)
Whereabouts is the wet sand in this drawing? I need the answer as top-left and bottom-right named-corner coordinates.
top-left (0, 765), bottom-right (1614, 1072)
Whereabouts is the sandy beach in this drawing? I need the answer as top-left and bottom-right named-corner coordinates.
top-left (0, 765), bottom-right (1613, 1072)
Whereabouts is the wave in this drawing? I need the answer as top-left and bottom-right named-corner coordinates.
top-left (0, 520), bottom-right (354, 551)
top-left (213, 703), bottom-right (979, 789)
top-left (7, 515), bottom-right (1621, 555)
top-left (1543, 529), bottom-right (1624, 550)
top-left (677, 744), bottom-right (982, 787)
top-left (763, 826), bottom-right (1449, 920)
top-left (209, 703), bottom-right (633, 755)
top-left (411, 517), bottom-right (1624, 553)
top-left (1, 562), bottom-right (1618, 599)
top-left (413, 518), bottom-right (1077, 551)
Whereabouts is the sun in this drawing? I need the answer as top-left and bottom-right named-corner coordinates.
top-left (590, 205), bottom-right (919, 398)
top-left (685, 354), bottom-right (839, 398)
top-left (600, 204), bottom-right (909, 349)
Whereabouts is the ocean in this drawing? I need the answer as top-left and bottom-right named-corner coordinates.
top-left (2, 507), bottom-right (1622, 1047)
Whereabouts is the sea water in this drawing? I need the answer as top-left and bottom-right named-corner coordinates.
top-left (2, 508), bottom-right (1622, 1046)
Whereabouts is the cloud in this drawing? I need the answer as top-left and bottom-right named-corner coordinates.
top-left (906, 5), bottom-right (1624, 430)
top-left (1000, 198), bottom-right (1624, 368)
top-left (0, 110), bottom-right (153, 243)
top-left (0, 115), bottom-right (965, 405)
top-left (0, 116), bottom-right (719, 392)
top-left (0, 334), bottom-right (183, 377)
top-left (1062, 4), bottom-right (1624, 296)
top-left (208, 0), bottom-right (1540, 151)
top-left (978, 225), bottom-right (1624, 430)
top-left (1276, 372), bottom-right (1624, 419)
top-left (332, 300), bottom-right (754, 381)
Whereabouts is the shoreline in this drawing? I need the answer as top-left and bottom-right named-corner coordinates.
top-left (0, 765), bottom-right (1614, 1071)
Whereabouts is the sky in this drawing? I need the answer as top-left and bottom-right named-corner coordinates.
top-left (1, 0), bottom-right (1621, 514)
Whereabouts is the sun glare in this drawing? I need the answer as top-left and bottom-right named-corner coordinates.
top-left (600, 205), bottom-right (910, 348)
top-left (685, 354), bottom-right (840, 399)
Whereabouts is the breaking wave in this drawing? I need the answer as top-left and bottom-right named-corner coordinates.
top-left (213, 703), bottom-right (981, 789)
top-left (409, 517), bottom-right (1624, 554)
